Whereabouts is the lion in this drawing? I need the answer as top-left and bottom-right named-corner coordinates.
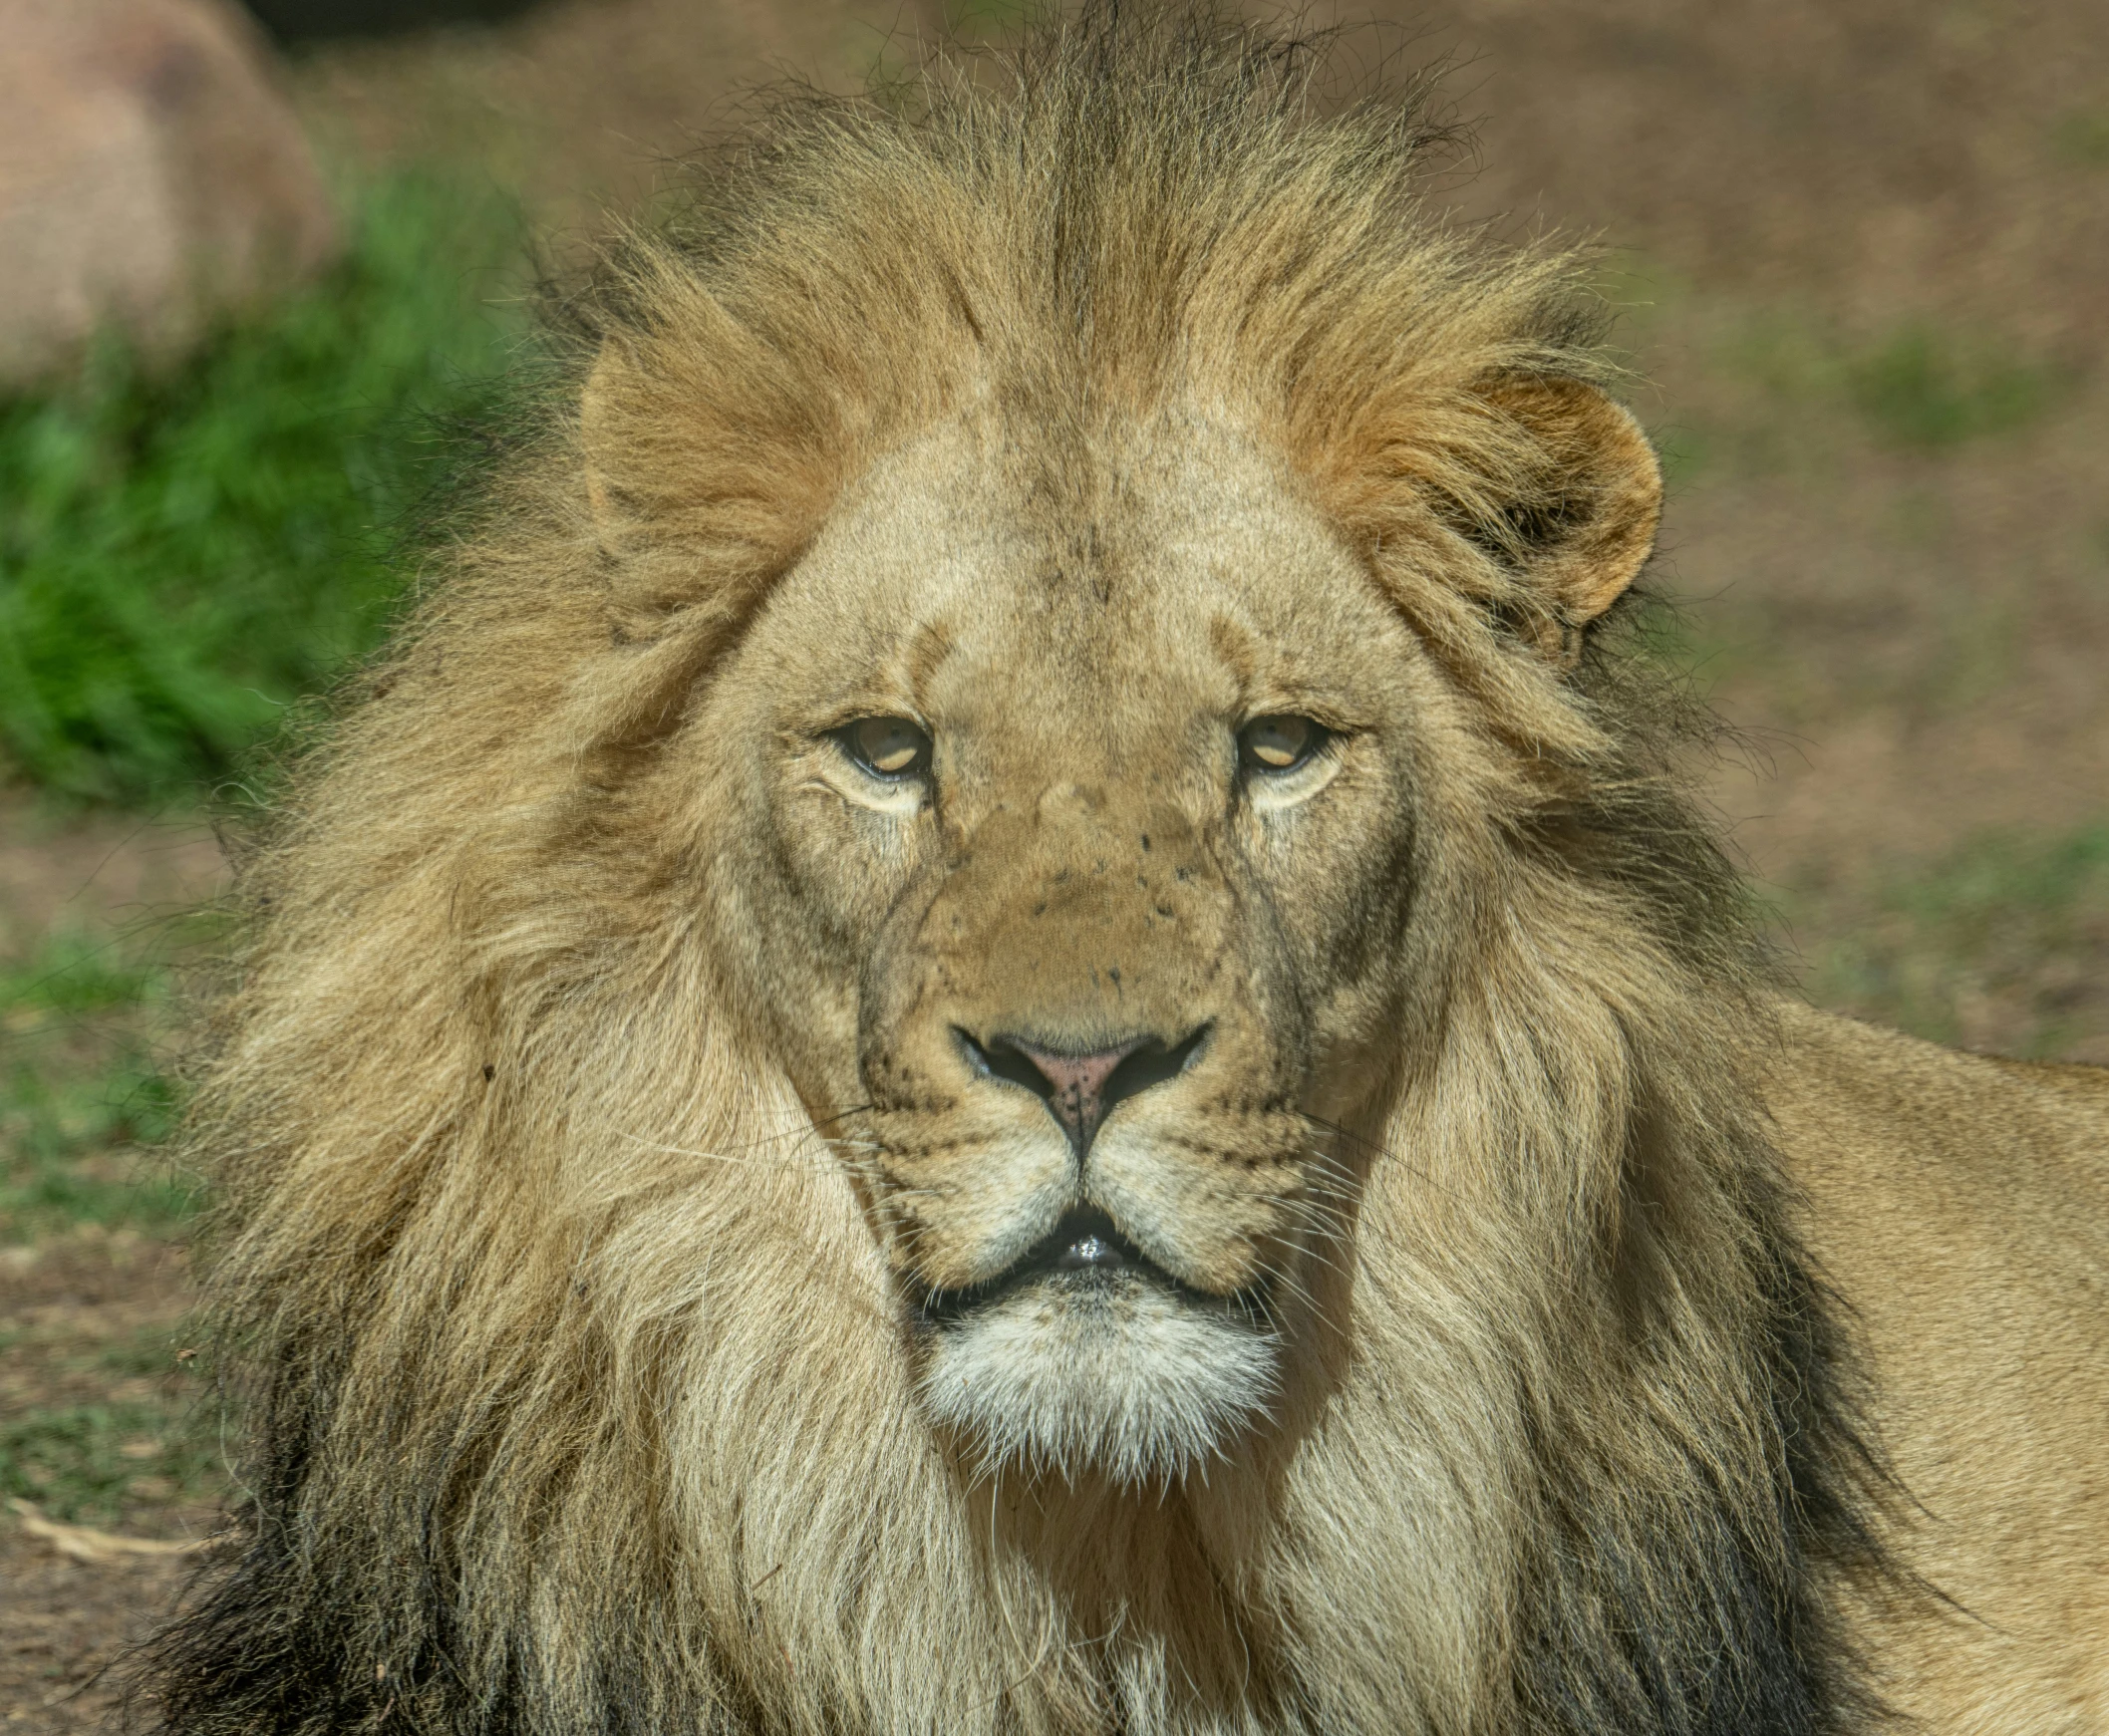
top-left (144, 11), bottom-right (2108, 1735)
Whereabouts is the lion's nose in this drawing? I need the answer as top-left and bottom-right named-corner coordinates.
top-left (962, 1027), bottom-right (1209, 1156)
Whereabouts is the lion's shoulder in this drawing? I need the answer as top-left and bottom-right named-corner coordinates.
top-left (1978, 1048), bottom-right (2109, 1109)
top-left (1768, 1001), bottom-right (2107, 1303)
top-left (1769, 1000), bottom-right (2108, 1182)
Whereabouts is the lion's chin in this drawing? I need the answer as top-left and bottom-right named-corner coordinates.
top-left (915, 1272), bottom-right (1280, 1486)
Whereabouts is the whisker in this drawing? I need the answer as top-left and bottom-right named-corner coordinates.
top-left (606, 1101), bottom-right (885, 1175)
top-left (1305, 1112), bottom-right (1458, 1201)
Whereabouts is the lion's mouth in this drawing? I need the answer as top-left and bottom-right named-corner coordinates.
top-left (916, 1207), bottom-right (1260, 1324)
top-left (909, 1205), bottom-right (1285, 1481)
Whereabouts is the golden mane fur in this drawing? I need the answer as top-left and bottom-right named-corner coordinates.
top-left (143, 11), bottom-right (2109, 1735)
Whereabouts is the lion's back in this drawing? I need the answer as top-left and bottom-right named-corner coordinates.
top-left (1769, 1003), bottom-right (2109, 1733)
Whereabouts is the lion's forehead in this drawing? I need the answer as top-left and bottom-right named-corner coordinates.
top-left (755, 412), bottom-right (1406, 749)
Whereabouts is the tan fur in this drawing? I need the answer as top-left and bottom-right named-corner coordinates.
top-left (148, 12), bottom-right (2107, 1735)
top-left (1772, 1011), bottom-right (2109, 1732)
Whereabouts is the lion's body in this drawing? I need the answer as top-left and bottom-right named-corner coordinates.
top-left (144, 13), bottom-right (2107, 1735)
top-left (1773, 1009), bottom-right (2109, 1729)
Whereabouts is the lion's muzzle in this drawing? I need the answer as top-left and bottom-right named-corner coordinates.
top-left (848, 785), bottom-right (1316, 1480)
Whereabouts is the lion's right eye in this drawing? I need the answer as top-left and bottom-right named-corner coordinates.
top-left (841, 717), bottom-right (932, 779)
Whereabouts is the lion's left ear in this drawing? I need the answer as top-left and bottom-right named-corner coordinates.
top-left (1480, 377), bottom-right (1662, 651)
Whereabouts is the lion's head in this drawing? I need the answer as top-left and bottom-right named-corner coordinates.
top-left (151, 14), bottom-right (1882, 1736)
top-left (645, 374), bottom-right (1658, 1484)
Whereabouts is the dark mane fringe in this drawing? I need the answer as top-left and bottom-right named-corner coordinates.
top-left (1507, 590), bottom-right (1898, 1731)
top-left (135, 9), bottom-right (1900, 1733)
top-left (1513, 1071), bottom-right (1895, 1734)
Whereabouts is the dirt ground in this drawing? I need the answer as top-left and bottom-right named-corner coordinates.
top-left (1, 806), bottom-right (223, 1731)
top-left (4, 0), bottom-right (2106, 1724)
top-left (1, 1237), bottom-right (209, 1734)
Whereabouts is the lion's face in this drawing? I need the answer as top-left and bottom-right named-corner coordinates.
top-left (696, 411), bottom-right (1438, 1480)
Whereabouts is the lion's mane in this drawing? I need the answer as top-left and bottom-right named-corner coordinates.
top-left (147, 12), bottom-right (1888, 1734)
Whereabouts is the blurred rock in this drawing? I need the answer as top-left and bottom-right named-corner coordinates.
top-left (0, 0), bottom-right (340, 389)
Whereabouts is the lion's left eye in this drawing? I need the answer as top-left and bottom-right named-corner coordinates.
top-left (1237, 716), bottom-right (1324, 774)
top-left (841, 717), bottom-right (932, 778)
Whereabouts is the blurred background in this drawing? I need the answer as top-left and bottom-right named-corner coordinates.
top-left (1, 0), bottom-right (2104, 1720)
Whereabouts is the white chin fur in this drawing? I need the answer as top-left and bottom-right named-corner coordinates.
top-left (916, 1276), bottom-right (1278, 1485)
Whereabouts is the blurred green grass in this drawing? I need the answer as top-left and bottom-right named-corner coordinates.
top-left (0, 925), bottom-right (205, 1243)
top-left (1793, 821), bottom-right (2109, 1058)
top-left (0, 165), bottom-right (532, 1257)
top-left (1629, 296), bottom-right (2069, 488)
top-left (2051, 108), bottom-right (2109, 166)
top-left (0, 169), bottom-right (526, 806)
top-left (1843, 326), bottom-right (2058, 450)
top-left (1725, 315), bottom-right (2061, 454)
top-left (1, 1400), bottom-right (220, 1529)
